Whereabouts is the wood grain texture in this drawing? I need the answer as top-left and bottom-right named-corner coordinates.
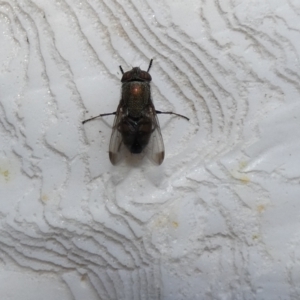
top-left (0, 0), bottom-right (300, 299)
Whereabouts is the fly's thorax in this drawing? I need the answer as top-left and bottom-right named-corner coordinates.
top-left (122, 81), bottom-right (151, 117)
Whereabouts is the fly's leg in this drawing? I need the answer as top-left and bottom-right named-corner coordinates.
top-left (155, 110), bottom-right (189, 121)
top-left (82, 112), bottom-right (116, 124)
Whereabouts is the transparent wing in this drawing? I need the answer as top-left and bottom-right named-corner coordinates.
top-left (145, 105), bottom-right (165, 165)
top-left (109, 105), bottom-right (125, 165)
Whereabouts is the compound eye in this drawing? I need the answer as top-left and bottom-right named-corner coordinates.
top-left (121, 71), bottom-right (133, 82)
top-left (139, 71), bottom-right (152, 81)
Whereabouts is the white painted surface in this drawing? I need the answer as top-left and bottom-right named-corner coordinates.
top-left (0, 0), bottom-right (299, 299)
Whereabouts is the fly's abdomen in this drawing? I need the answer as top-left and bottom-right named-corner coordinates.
top-left (122, 82), bottom-right (150, 117)
top-left (119, 116), bottom-right (152, 154)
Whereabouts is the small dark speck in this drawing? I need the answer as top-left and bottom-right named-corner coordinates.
top-left (81, 274), bottom-right (87, 282)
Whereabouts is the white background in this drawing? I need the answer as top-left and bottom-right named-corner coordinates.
top-left (0, 0), bottom-right (300, 299)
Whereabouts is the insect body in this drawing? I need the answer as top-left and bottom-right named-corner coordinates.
top-left (83, 59), bottom-right (189, 165)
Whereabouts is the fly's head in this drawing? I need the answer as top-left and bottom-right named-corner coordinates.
top-left (121, 67), bottom-right (152, 83)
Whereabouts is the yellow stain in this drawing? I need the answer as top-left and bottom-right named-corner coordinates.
top-left (41, 195), bottom-right (49, 203)
top-left (230, 161), bottom-right (250, 183)
top-left (152, 217), bottom-right (179, 230)
top-left (230, 171), bottom-right (250, 184)
top-left (172, 221), bottom-right (179, 228)
top-left (153, 218), bottom-right (164, 228)
top-left (0, 169), bottom-right (10, 182)
top-left (257, 205), bottom-right (265, 213)
top-left (0, 157), bottom-right (20, 184)
top-left (239, 174), bottom-right (250, 184)
top-left (239, 161), bottom-right (247, 169)
top-left (252, 234), bottom-right (259, 240)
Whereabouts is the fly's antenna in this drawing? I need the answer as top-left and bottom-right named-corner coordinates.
top-left (147, 59), bottom-right (153, 73)
top-left (119, 65), bottom-right (124, 74)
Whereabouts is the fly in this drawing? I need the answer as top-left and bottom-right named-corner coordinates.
top-left (82, 59), bottom-right (189, 165)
